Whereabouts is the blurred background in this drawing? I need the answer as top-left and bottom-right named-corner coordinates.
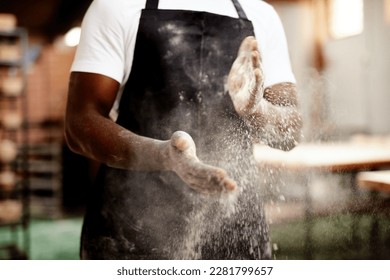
top-left (0, 0), bottom-right (389, 260)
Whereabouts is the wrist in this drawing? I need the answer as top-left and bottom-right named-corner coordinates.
top-left (156, 140), bottom-right (172, 171)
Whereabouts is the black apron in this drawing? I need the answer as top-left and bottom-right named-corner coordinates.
top-left (81, 0), bottom-right (271, 260)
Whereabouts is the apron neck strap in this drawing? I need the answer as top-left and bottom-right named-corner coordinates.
top-left (231, 0), bottom-right (248, 20)
top-left (144, 0), bottom-right (249, 20)
top-left (145, 0), bottom-right (158, 10)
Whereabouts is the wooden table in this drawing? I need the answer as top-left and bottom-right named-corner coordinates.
top-left (357, 170), bottom-right (390, 258)
top-left (254, 140), bottom-right (390, 172)
top-left (357, 170), bottom-right (390, 194)
top-left (254, 137), bottom-right (390, 259)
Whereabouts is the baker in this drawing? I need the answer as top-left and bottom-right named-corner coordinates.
top-left (65, 0), bottom-right (302, 259)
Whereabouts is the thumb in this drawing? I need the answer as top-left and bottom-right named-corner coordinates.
top-left (170, 131), bottom-right (196, 153)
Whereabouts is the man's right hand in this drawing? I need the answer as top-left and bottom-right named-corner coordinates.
top-left (164, 131), bottom-right (237, 194)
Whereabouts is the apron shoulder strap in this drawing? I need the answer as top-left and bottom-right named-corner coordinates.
top-left (145, 0), bottom-right (158, 10)
top-left (145, 0), bottom-right (248, 20)
top-left (231, 0), bottom-right (248, 20)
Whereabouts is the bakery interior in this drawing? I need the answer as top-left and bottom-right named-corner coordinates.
top-left (0, 0), bottom-right (389, 260)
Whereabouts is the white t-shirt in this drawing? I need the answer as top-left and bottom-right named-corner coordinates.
top-left (72, 0), bottom-right (295, 94)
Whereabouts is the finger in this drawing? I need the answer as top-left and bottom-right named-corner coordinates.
top-left (186, 162), bottom-right (221, 181)
top-left (250, 37), bottom-right (258, 52)
top-left (223, 177), bottom-right (237, 191)
top-left (189, 164), bottom-right (237, 193)
top-left (248, 85), bottom-right (260, 107)
top-left (252, 51), bottom-right (261, 69)
top-left (228, 77), bottom-right (243, 94)
top-left (174, 137), bottom-right (190, 151)
top-left (186, 176), bottom-right (222, 194)
top-left (238, 36), bottom-right (256, 53)
top-left (205, 175), bottom-right (237, 194)
top-left (171, 131), bottom-right (195, 152)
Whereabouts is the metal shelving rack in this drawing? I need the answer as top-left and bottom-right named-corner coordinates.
top-left (0, 27), bottom-right (30, 259)
top-left (28, 120), bottom-right (63, 219)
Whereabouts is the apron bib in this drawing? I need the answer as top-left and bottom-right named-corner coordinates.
top-left (81, 0), bottom-right (270, 260)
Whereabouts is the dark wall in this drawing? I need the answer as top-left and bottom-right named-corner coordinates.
top-left (0, 0), bottom-right (92, 41)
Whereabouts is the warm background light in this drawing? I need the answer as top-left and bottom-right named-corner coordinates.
top-left (64, 27), bottom-right (81, 47)
top-left (329, 0), bottom-right (364, 39)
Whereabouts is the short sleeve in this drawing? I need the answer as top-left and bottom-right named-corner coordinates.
top-left (246, 1), bottom-right (296, 88)
top-left (260, 6), bottom-right (296, 88)
top-left (70, 0), bottom-right (126, 84)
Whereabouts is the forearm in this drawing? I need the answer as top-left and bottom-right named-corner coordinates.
top-left (65, 112), bottom-right (237, 193)
top-left (65, 112), bottom-right (170, 171)
top-left (64, 72), bottom-right (236, 193)
top-left (244, 82), bottom-right (303, 151)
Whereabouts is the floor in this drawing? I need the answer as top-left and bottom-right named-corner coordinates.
top-left (1, 212), bottom-right (389, 260)
top-left (0, 218), bottom-right (82, 260)
top-left (270, 213), bottom-right (390, 260)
